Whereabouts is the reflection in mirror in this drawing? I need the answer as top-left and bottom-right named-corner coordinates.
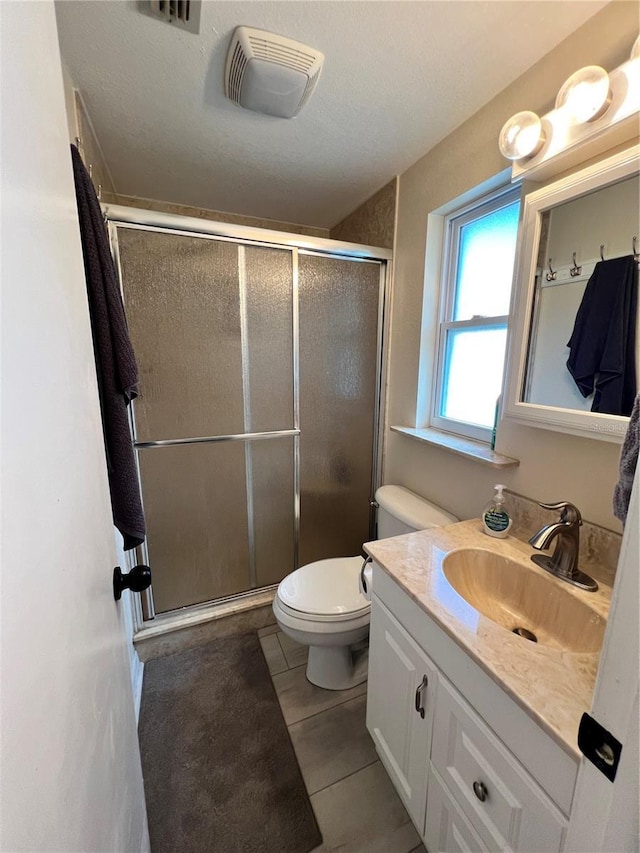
top-left (523, 174), bottom-right (639, 416)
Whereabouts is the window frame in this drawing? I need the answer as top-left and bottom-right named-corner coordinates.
top-left (431, 184), bottom-right (521, 443)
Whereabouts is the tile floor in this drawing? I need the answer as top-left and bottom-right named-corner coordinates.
top-left (258, 625), bottom-right (426, 853)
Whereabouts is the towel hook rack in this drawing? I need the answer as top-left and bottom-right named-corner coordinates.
top-left (546, 258), bottom-right (557, 282)
top-left (600, 244), bottom-right (605, 261)
top-left (633, 236), bottom-right (639, 261)
top-left (570, 252), bottom-right (582, 277)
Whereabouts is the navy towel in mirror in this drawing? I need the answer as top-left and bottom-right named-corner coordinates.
top-left (567, 255), bottom-right (638, 416)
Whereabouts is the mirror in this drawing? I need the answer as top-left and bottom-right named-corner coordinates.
top-left (505, 145), bottom-right (639, 442)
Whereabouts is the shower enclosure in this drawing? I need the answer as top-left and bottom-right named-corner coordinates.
top-left (108, 209), bottom-right (390, 621)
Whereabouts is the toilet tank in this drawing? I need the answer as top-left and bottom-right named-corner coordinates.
top-left (375, 485), bottom-right (458, 538)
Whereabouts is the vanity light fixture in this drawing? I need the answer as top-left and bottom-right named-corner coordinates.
top-left (555, 65), bottom-right (612, 124)
top-left (498, 110), bottom-right (545, 160)
top-left (498, 38), bottom-right (640, 181)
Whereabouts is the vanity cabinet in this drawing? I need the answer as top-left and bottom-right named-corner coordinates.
top-left (430, 678), bottom-right (566, 852)
top-left (367, 566), bottom-right (578, 853)
top-left (366, 593), bottom-right (437, 830)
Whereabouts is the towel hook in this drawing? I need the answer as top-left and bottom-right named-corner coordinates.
top-left (633, 236), bottom-right (639, 261)
top-left (570, 252), bottom-right (582, 277)
top-left (600, 244), bottom-right (605, 261)
top-left (546, 258), bottom-right (557, 282)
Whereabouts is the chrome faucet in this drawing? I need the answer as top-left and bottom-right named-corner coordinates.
top-left (528, 501), bottom-right (598, 592)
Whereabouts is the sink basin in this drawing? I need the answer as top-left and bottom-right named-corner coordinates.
top-left (442, 548), bottom-right (605, 653)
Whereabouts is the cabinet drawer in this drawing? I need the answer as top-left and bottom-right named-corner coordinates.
top-left (425, 766), bottom-right (488, 853)
top-left (431, 677), bottom-right (567, 853)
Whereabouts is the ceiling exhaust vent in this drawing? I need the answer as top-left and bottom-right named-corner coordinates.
top-left (146, 1), bottom-right (201, 34)
top-left (225, 27), bottom-right (324, 119)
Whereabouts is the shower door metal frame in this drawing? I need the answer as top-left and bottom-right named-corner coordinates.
top-left (106, 205), bottom-right (392, 631)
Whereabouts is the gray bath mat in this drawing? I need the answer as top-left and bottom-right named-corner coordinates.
top-left (138, 633), bottom-right (322, 853)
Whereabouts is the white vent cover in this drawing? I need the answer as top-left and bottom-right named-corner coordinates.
top-left (225, 26), bottom-right (324, 119)
top-left (147, 1), bottom-right (201, 35)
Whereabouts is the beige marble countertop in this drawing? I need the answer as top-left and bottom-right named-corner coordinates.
top-left (364, 519), bottom-right (612, 760)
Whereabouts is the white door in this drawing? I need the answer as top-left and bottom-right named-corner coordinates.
top-left (367, 596), bottom-right (437, 833)
top-left (565, 470), bottom-right (639, 852)
top-left (0, 3), bottom-right (149, 851)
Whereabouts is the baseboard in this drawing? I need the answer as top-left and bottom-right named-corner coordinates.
top-left (140, 815), bottom-right (151, 853)
top-left (133, 654), bottom-right (144, 723)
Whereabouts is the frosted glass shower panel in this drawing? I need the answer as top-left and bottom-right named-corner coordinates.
top-left (243, 247), bottom-right (294, 431)
top-left (117, 228), bottom-right (244, 441)
top-left (298, 255), bottom-right (381, 566)
top-left (138, 441), bottom-right (251, 613)
top-left (249, 436), bottom-right (296, 587)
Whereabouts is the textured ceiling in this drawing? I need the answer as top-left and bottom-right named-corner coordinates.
top-left (55, 1), bottom-right (608, 228)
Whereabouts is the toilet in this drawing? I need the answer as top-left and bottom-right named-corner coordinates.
top-left (273, 485), bottom-right (458, 690)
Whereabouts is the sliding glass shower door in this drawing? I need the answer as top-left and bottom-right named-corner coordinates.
top-left (115, 223), bottom-right (384, 616)
top-left (298, 254), bottom-right (381, 566)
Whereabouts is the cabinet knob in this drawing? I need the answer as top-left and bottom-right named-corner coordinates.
top-left (472, 780), bottom-right (488, 802)
top-left (414, 674), bottom-right (428, 719)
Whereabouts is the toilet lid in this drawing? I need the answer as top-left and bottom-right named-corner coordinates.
top-left (277, 556), bottom-right (370, 618)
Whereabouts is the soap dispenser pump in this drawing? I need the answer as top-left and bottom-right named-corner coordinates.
top-left (482, 484), bottom-right (512, 538)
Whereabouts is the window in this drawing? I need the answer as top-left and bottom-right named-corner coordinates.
top-left (432, 186), bottom-right (521, 442)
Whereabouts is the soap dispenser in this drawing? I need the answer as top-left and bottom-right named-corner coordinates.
top-left (482, 484), bottom-right (512, 538)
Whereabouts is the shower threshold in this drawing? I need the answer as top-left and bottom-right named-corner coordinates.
top-left (133, 584), bottom-right (279, 646)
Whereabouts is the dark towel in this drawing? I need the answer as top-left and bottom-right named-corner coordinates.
top-left (566, 256), bottom-right (638, 416)
top-left (613, 393), bottom-right (640, 526)
top-left (70, 145), bottom-right (145, 550)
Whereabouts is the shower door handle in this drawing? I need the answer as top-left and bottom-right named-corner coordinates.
top-left (113, 564), bottom-right (152, 601)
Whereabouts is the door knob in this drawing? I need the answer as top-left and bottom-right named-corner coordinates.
top-left (113, 564), bottom-right (152, 601)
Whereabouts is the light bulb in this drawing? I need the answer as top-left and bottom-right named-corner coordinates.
top-left (555, 66), bottom-right (612, 123)
top-left (498, 111), bottom-right (545, 160)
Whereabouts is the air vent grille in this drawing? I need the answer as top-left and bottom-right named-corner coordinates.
top-left (147, 0), bottom-right (201, 34)
top-left (227, 41), bottom-right (249, 104)
top-left (299, 66), bottom-right (322, 110)
top-left (247, 35), bottom-right (318, 74)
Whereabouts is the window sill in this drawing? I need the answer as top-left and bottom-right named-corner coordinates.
top-left (390, 426), bottom-right (519, 469)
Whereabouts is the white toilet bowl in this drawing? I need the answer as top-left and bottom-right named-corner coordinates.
top-left (273, 556), bottom-right (370, 690)
top-left (273, 486), bottom-right (458, 690)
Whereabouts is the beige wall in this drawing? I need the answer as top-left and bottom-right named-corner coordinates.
top-left (330, 178), bottom-right (398, 248)
top-left (101, 192), bottom-right (330, 239)
top-left (385, 2), bottom-right (638, 532)
top-left (61, 63), bottom-right (116, 196)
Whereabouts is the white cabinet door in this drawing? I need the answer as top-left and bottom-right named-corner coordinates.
top-left (366, 595), bottom-right (437, 833)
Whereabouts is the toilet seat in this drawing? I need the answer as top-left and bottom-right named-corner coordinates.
top-left (276, 556), bottom-right (370, 622)
top-left (275, 597), bottom-right (370, 625)
top-left (272, 555), bottom-right (371, 690)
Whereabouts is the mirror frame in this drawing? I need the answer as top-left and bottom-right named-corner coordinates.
top-left (504, 143), bottom-right (639, 444)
